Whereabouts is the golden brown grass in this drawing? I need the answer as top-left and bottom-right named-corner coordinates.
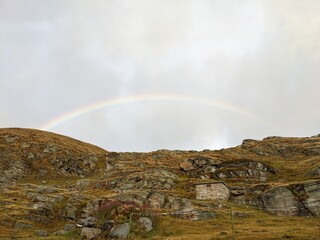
top-left (139, 204), bottom-right (320, 240)
top-left (1, 128), bottom-right (320, 239)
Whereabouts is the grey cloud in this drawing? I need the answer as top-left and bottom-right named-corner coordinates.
top-left (1, 0), bottom-right (319, 151)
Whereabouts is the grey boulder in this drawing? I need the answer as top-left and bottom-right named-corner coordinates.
top-left (110, 222), bottom-right (130, 239)
top-left (138, 217), bottom-right (153, 232)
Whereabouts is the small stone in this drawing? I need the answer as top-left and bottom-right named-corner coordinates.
top-left (80, 227), bottom-right (102, 240)
top-left (43, 143), bottom-right (57, 153)
top-left (101, 220), bottom-right (115, 231)
top-left (15, 222), bottom-right (32, 229)
top-left (53, 230), bottom-right (67, 235)
top-left (110, 223), bottom-right (130, 239)
top-left (64, 224), bottom-right (75, 231)
top-left (146, 192), bottom-right (166, 209)
top-left (179, 161), bottom-right (195, 171)
top-left (138, 217), bottom-right (153, 232)
top-left (81, 216), bottom-right (97, 227)
top-left (38, 169), bottom-right (48, 177)
top-left (76, 179), bottom-right (91, 190)
top-left (63, 203), bottom-right (78, 220)
top-left (5, 135), bottom-right (18, 143)
top-left (256, 219), bottom-right (266, 224)
top-left (21, 142), bottom-right (31, 148)
top-left (34, 230), bottom-right (48, 237)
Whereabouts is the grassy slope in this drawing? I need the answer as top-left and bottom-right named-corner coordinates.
top-left (0, 128), bottom-right (319, 239)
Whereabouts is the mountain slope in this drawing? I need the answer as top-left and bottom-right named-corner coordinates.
top-left (0, 128), bottom-right (319, 239)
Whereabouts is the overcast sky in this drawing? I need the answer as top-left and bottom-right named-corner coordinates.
top-left (1, 0), bottom-right (319, 152)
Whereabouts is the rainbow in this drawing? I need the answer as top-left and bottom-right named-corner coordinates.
top-left (40, 94), bottom-right (274, 130)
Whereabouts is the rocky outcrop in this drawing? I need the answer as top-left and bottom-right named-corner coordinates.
top-left (113, 191), bottom-right (193, 212)
top-left (15, 222), bottom-right (32, 229)
top-left (109, 169), bottom-right (178, 192)
top-left (214, 161), bottom-right (276, 182)
top-left (241, 135), bottom-right (320, 157)
top-left (261, 181), bottom-right (320, 216)
top-left (0, 159), bottom-right (28, 187)
top-left (261, 187), bottom-right (305, 216)
top-left (50, 153), bottom-right (100, 177)
top-left (34, 230), bottom-right (48, 237)
top-left (180, 157), bottom-right (275, 182)
top-left (293, 181), bottom-right (320, 216)
top-left (180, 157), bottom-right (221, 178)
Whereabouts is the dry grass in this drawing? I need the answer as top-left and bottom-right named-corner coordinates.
top-left (137, 204), bottom-right (320, 240)
top-left (1, 128), bottom-right (320, 239)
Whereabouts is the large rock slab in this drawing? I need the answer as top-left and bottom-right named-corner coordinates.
top-left (261, 187), bottom-right (305, 216)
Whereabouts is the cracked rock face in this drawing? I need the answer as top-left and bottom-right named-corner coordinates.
top-left (180, 158), bottom-right (275, 182)
top-left (111, 169), bottom-right (178, 191)
top-left (298, 181), bottom-right (320, 216)
top-left (214, 161), bottom-right (275, 182)
top-left (261, 181), bottom-right (320, 216)
top-left (261, 187), bottom-right (304, 216)
top-left (53, 155), bottom-right (100, 177)
top-left (0, 160), bottom-right (28, 186)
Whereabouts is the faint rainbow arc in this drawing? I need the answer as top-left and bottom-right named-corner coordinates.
top-left (40, 94), bottom-right (274, 130)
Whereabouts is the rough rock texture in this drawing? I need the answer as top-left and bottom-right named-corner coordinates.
top-left (0, 128), bottom-right (106, 188)
top-left (180, 156), bottom-right (275, 182)
top-left (179, 157), bottom-right (221, 178)
top-left (114, 169), bottom-right (178, 191)
top-left (195, 182), bottom-right (230, 201)
top-left (214, 161), bottom-right (276, 182)
top-left (110, 223), bottom-right (130, 239)
top-left (15, 222), bottom-right (32, 229)
top-left (261, 187), bottom-right (304, 216)
top-left (308, 167), bottom-right (320, 177)
top-left (34, 230), bottom-right (48, 237)
top-left (294, 181), bottom-right (320, 216)
top-left (261, 181), bottom-right (320, 216)
top-left (80, 227), bottom-right (102, 240)
top-left (138, 217), bottom-right (153, 232)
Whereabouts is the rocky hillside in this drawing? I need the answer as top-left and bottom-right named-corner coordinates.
top-left (0, 128), bottom-right (319, 239)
